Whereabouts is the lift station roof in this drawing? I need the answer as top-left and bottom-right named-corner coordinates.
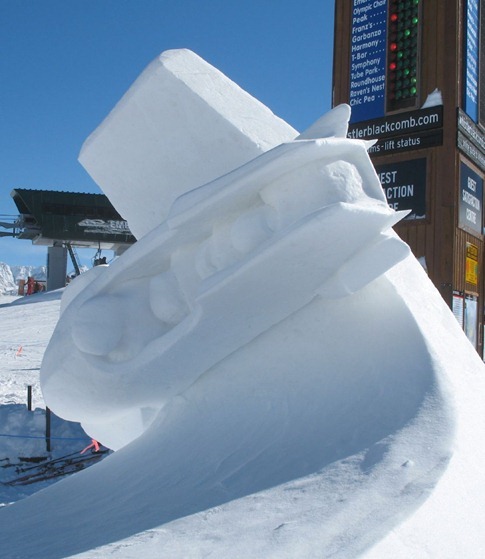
top-left (10, 189), bottom-right (136, 250)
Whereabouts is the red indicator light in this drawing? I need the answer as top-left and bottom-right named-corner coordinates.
top-left (390, 13), bottom-right (398, 22)
top-left (390, 42), bottom-right (398, 52)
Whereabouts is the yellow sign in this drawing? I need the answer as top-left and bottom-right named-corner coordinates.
top-left (466, 243), bottom-right (479, 286)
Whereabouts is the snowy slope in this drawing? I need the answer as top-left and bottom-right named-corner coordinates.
top-left (0, 292), bottom-right (106, 506)
top-left (0, 292), bottom-right (62, 410)
top-left (1, 50), bottom-right (485, 559)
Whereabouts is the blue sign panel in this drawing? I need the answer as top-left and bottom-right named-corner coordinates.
top-left (464, 0), bottom-right (480, 122)
top-left (459, 162), bottom-right (483, 235)
top-left (350, 0), bottom-right (388, 123)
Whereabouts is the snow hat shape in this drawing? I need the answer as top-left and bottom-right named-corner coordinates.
top-left (79, 49), bottom-right (298, 239)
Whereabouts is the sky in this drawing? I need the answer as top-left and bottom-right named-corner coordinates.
top-left (0, 0), bottom-right (335, 268)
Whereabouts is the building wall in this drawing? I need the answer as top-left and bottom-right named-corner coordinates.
top-left (333, 0), bottom-right (485, 355)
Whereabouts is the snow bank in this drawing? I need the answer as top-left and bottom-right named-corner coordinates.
top-left (79, 49), bottom-right (297, 239)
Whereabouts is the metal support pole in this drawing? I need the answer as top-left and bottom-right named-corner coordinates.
top-left (27, 385), bottom-right (32, 411)
top-left (45, 407), bottom-right (51, 452)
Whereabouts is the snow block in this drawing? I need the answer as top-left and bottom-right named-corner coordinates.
top-left (79, 49), bottom-right (298, 239)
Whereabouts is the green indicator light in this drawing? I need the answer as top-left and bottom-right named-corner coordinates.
top-left (412, 17), bottom-right (418, 24)
top-left (410, 87), bottom-right (417, 95)
top-left (404, 29), bottom-right (411, 37)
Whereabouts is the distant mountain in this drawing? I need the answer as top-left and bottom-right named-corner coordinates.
top-left (0, 263), bottom-right (47, 295)
top-left (11, 265), bottom-right (47, 282)
top-left (0, 263), bottom-right (16, 295)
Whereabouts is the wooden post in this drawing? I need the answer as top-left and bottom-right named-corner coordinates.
top-left (27, 385), bottom-right (32, 411)
top-left (45, 407), bottom-right (51, 452)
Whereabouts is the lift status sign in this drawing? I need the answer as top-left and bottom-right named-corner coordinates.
top-left (464, 0), bottom-right (480, 122)
top-left (350, 0), bottom-right (387, 122)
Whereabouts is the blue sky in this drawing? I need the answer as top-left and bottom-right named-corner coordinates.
top-left (0, 0), bottom-right (335, 268)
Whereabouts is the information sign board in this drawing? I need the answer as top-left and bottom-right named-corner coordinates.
top-left (459, 162), bottom-right (483, 235)
top-left (466, 242), bottom-right (479, 286)
top-left (350, 0), bottom-right (388, 123)
top-left (374, 158), bottom-right (427, 218)
top-left (464, 0), bottom-right (480, 122)
top-left (452, 291), bottom-right (464, 328)
top-left (348, 106), bottom-right (443, 155)
top-left (457, 109), bottom-right (485, 171)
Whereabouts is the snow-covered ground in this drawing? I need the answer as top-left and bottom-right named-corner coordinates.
top-left (1, 49), bottom-right (485, 558)
top-left (0, 291), bottom-right (107, 507)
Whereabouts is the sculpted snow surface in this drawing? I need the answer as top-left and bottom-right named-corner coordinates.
top-left (79, 49), bottom-right (297, 239)
top-left (42, 127), bottom-right (412, 450)
top-left (1, 49), bottom-right (482, 559)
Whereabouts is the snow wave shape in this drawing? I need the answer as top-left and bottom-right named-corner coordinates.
top-left (41, 135), bottom-right (411, 451)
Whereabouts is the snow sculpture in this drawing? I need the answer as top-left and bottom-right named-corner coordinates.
top-left (10, 49), bottom-right (483, 559)
top-left (79, 49), bottom-right (297, 239)
top-left (41, 91), bottom-right (411, 450)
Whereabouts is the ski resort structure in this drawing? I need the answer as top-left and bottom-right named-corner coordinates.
top-left (333, 0), bottom-right (485, 357)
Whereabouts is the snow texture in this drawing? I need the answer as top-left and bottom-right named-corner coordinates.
top-left (79, 49), bottom-right (298, 239)
top-left (0, 292), bottom-right (102, 506)
top-left (1, 50), bottom-right (485, 559)
top-left (421, 88), bottom-right (443, 108)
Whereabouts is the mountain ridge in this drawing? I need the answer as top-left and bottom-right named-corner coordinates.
top-left (0, 263), bottom-right (47, 295)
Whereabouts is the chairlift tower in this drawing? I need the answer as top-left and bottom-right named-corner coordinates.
top-left (6, 189), bottom-right (136, 291)
top-left (333, 0), bottom-right (485, 355)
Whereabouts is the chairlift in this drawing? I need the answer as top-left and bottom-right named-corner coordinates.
top-left (92, 247), bottom-right (108, 267)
